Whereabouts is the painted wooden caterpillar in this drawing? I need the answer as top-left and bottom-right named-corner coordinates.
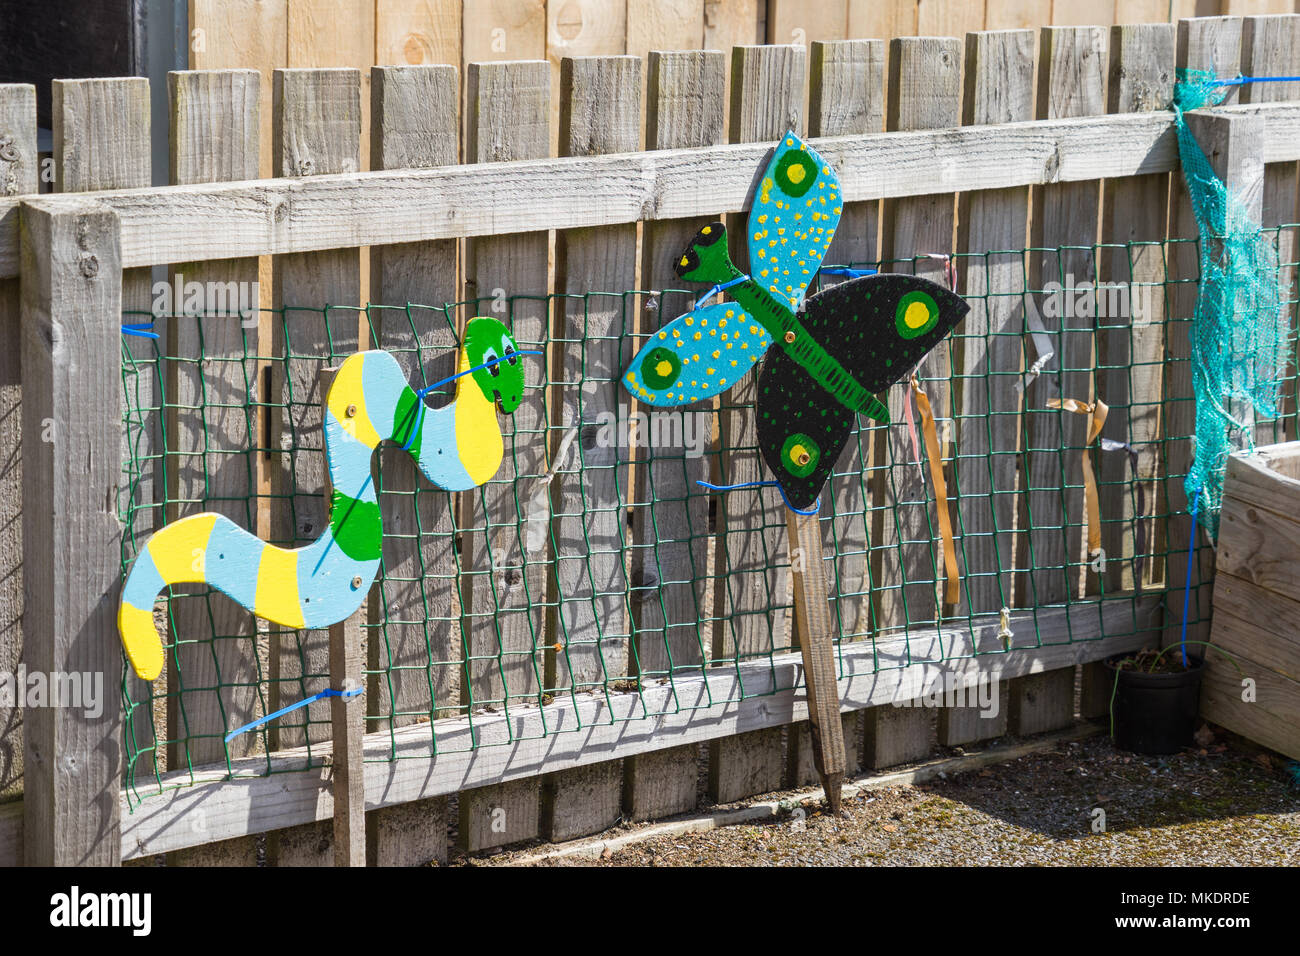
top-left (118, 316), bottom-right (525, 682)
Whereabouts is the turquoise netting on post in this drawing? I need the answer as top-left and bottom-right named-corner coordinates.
top-left (1172, 68), bottom-right (1290, 534)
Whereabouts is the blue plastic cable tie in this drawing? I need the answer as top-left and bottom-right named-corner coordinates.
top-left (122, 321), bottom-right (159, 340)
top-left (693, 275), bottom-right (750, 310)
top-left (224, 686), bottom-right (362, 744)
top-left (1214, 73), bottom-right (1300, 86)
top-left (697, 478), bottom-right (820, 516)
top-left (400, 349), bottom-right (542, 450)
top-left (819, 267), bottom-right (878, 278)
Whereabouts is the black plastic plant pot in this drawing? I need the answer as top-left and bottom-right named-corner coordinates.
top-left (1105, 655), bottom-right (1205, 755)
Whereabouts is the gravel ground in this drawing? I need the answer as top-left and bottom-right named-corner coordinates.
top-left (467, 729), bottom-right (1300, 866)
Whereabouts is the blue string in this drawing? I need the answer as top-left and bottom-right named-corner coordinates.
top-left (224, 686), bottom-right (362, 744)
top-left (697, 478), bottom-right (820, 516)
top-left (121, 321), bottom-right (159, 340)
top-left (819, 267), bottom-right (878, 278)
top-left (693, 275), bottom-right (750, 310)
top-left (400, 349), bottom-right (542, 451)
top-left (1214, 73), bottom-right (1300, 86)
top-left (1179, 483), bottom-right (1202, 669)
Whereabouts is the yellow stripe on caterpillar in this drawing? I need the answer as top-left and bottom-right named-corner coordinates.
top-left (148, 512), bottom-right (219, 583)
top-left (119, 602), bottom-right (164, 682)
top-left (254, 544), bottom-right (306, 628)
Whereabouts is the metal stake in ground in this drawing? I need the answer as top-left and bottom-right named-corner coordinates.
top-left (786, 508), bottom-right (846, 813)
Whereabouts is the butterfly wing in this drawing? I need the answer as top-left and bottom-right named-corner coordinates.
top-left (757, 272), bottom-right (969, 508)
top-left (623, 301), bottom-right (772, 407)
top-left (806, 272), bottom-right (969, 396)
top-left (756, 350), bottom-right (856, 511)
top-left (748, 132), bottom-right (844, 313)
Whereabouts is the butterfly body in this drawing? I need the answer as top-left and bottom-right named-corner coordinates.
top-left (623, 132), bottom-right (969, 510)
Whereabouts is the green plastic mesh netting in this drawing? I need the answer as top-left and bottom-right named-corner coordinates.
top-left (1172, 68), bottom-right (1290, 535)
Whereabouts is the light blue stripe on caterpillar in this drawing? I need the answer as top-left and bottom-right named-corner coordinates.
top-left (296, 531), bottom-right (380, 629)
top-left (204, 514), bottom-right (261, 610)
top-left (323, 409), bottom-right (377, 502)
top-left (361, 351), bottom-right (407, 438)
top-left (417, 403), bottom-right (476, 489)
top-left (122, 548), bottom-right (165, 610)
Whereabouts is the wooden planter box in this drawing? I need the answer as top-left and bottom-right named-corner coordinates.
top-left (1205, 442), bottom-right (1300, 760)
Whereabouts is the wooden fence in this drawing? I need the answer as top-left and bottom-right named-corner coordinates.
top-left (0, 12), bottom-right (1298, 866)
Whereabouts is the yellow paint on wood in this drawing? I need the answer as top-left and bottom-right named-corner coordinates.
top-left (454, 353), bottom-right (504, 486)
top-left (149, 512), bottom-right (219, 583)
top-left (325, 355), bottom-right (382, 448)
top-left (255, 544), bottom-right (306, 627)
top-left (119, 603), bottom-right (165, 682)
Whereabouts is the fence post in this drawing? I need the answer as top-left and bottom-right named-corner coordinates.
top-left (20, 196), bottom-right (124, 865)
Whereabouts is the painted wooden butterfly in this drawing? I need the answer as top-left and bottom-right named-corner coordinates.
top-left (622, 131), bottom-right (969, 511)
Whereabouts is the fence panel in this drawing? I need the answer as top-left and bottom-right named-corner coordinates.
top-left (10, 30), bottom-right (1299, 864)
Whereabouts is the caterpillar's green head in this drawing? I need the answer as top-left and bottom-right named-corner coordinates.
top-left (675, 221), bottom-right (740, 285)
top-left (463, 316), bottom-right (524, 414)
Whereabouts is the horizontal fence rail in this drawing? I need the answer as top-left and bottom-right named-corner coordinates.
top-left (0, 102), bottom-right (1296, 279)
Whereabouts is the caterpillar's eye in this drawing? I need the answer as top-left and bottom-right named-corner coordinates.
top-left (483, 347), bottom-right (501, 377)
top-left (502, 334), bottom-right (518, 365)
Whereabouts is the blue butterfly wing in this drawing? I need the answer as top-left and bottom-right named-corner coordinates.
top-left (623, 301), bottom-right (772, 407)
top-left (747, 132), bottom-right (843, 313)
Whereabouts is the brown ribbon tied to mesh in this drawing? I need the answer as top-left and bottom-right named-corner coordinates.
top-left (910, 376), bottom-right (959, 606)
top-left (1046, 397), bottom-right (1109, 560)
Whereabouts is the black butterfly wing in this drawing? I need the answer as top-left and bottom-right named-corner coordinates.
top-left (756, 350), bottom-right (855, 511)
top-left (757, 273), bottom-right (968, 510)
top-left (806, 273), bottom-right (969, 393)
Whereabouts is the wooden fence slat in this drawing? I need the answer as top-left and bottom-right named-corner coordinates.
top-left (1097, 22), bottom-right (1177, 601)
top-left (20, 197), bottom-right (124, 865)
top-left (626, 0), bottom-right (707, 62)
top-left (267, 66), bottom-right (362, 866)
top-left (1014, 25), bottom-right (1109, 737)
top-left (808, 38), bottom-right (883, 649)
top-left (161, 69), bottom-right (262, 868)
top-left (53, 77), bottom-right (161, 777)
top-left (1021, 25), bottom-right (1107, 611)
top-left (376, 0), bottom-right (461, 68)
top-left (166, 67), bottom-right (262, 767)
top-left (366, 62), bottom-right (459, 867)
top-left (0, 83), bottom-right (37, 802)
top-left (1083, 22), bottom-right (1179, 722)
top-left (541, 53), bottom-right (640, 844)
top-left (864, 35), bottom-right (962, 768)
top-left (459, 58), bottom-right (551, 852)
top-left (625, 49), bottom-right (725, 822)
top-left (940, 28), bottom-right (1036, 747)
top-left (1241, 13), bottom-right (1300, 441)
top-left (1164, 15), bottom-right (1245, 657)
top-left (708, 43), bottom-right (804, 806)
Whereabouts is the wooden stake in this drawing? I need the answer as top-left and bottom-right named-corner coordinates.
top-left (786, 508), bottom-right (846, 813)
